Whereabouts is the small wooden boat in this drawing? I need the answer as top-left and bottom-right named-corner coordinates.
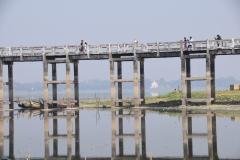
top-left (16, 98), bottom-right (44, 109)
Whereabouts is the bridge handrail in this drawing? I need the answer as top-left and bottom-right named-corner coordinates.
top-left (0, 38), bottom-right (239, 56)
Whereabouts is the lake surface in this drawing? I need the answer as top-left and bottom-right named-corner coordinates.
top-left (0, 108), bottom-right (240, 159)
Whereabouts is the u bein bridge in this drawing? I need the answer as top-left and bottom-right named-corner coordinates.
top-left (0, 109), bottom-right (238, 159)
top-left (0, 38), bottom-right (240, 109)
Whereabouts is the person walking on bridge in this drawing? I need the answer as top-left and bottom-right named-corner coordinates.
top-left (188, 36), bottom-right (193, 49)
top-left (214, 35), bottom-right (222, 47)
top-left (184, 37), bottom-right (188, 50)
top-left (80, 40), bottom-right (85, 52)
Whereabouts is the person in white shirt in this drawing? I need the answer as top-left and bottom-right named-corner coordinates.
top-left (188, 36), bottom-right (193, 49)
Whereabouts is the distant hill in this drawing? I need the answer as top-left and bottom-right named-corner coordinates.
top-left (5, 76), bottom-right (240, 91)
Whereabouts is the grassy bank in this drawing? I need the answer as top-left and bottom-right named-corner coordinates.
top-left (80, 90), bottom-right (240, 107)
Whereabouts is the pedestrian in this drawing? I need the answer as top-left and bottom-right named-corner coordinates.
top-left (184, 37), bottom-right (188, 50)
top-left (132, 38), bottom-right (138, 43)
top-left (79, 40), bottom-right (84, 52)
top-left (84, 41), bottom-right (88, 52)
top-left (188, 36), bottom-right (193, 49)
top-left (214, 35), bottom-right (222, 47)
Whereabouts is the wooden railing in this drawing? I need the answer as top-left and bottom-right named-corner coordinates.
top-left (0, 38), bottom-right (240, 57)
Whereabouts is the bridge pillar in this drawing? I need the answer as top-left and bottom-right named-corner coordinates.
top-left (74, 61), bottom-right (79, 107)
top-left (52, 63), bottom-right (57, 108)
top-left (206, 53), bottom-right (211, 106)
top-left (0, 61), bottom-right (3, 110)
top-left (181, 52), bottom-right (187, 106)
top-left (0, 111), bottom-right (4, 158)
top-left (110, 61), bottom-right (116, 107)
top-left (186, 58), bottom-right (191, 104)
top-left (66, 62), bottom-right (71, 108)
top-left (140, 59), bottom-right (145, 105)
top-left (43, 62), bottom-right (49, 109)
top-left (211, 55), bottom-right (216, 104)
top-left (133, 59), bottom-right (139, 107)
top-left (117, 62), bottom-right (122, 107)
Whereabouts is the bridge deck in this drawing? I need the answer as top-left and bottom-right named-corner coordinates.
top-left (1, 39), bottom-right (240, 62)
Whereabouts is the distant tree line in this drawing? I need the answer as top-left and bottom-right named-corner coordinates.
top-left (4, 76), bottom-right (239, 91)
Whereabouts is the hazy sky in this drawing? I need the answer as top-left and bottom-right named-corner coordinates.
top-left (0, 0), bottom-right (240, 83)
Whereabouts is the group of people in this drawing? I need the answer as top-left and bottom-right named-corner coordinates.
top-left (184, 36), bottom-right (193, 50)
top-left (79, 40), bottom-right (87, 52)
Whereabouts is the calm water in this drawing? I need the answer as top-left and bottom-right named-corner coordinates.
top-left (0, 108), bottom-right (240, 159)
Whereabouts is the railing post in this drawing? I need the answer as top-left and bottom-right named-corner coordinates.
top-left (9, 47), bottom-right (12, 56)
top-left (157, 41), bottom-right (159, 57)
top-left (20, 46), bottom-right (23, 61)
top-left (232, 38), bottom-right (235, 54)
top-left (87, 45), bottom-right (90, 58)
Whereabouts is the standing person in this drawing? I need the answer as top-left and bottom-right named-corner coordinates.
top-left (214, 35), bottom-right (222, 47)
top-left (132, 38), bottom-right (138, 43)
top-left (184, 37), bottom-right (188, 50)
top-left (79, 40), bottom-right (84, 52)
top-left (84, 41), bottom-right (88, 52)
top-left (188, 36), bottom-right (193, 49)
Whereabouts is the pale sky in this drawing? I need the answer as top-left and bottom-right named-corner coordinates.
top-left (0, 0), bottom-right (240, 83)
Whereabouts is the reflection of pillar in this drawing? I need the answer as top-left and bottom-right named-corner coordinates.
top-left (140, 59), bottom-right (145, 105)
top-left (74, 61), bottom-right (79, 107)
top-left (75, 111), bottom-right (80, 158)
top-left (212, 113), bottom-right (218, 159)
top-left (9, 111), bottom-right (14, 159)
top-left (44, 111), bottom-right (49, 160)
top-left (135, 110), bottom-right (140, 158)
top-left (8, 62), bottom-right (13, 109)
top-left (66, 62), bottom-right (71, 108)
top-left (117, 62), bottom-right (122, 107)
top-left (119, 109), bottom-right (123, 155)
top-left (53, 112), bottom-right (58, 156)
top-left (133, 60), bottom-right (139, 107)
top-left (141, 110), bottom-right (146, 158)
top-left (67, 111), bottom-right (72, 159)
top-left (0, 111), bottom-right (4, 159)
top-left (52, 63), bottom-right (57, 108)
top-left (187, 113), bottom-right (193, 158)
top-left (111, 110), bottom-right (116, 157)
top-left (182, 109), bottom-right (188, 159)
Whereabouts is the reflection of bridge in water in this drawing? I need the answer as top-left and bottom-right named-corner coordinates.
top-left (1, 39), bottom-right (240, 110)
top-left (0, 109), bottom-right (239, 159)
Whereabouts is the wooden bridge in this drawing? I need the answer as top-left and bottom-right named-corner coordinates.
top-left (1, 38), bottom-right (240, 109)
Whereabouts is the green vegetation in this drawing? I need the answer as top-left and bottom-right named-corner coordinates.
top-left (80, 90), bottom-right (240, 107)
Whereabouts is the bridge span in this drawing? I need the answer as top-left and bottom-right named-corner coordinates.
top-left (0, 38), bottom-right (240, 109)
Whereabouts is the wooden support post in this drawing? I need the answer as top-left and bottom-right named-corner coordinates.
top-left (140, 59), bottom-right (145, 105)
top-left (0, 60), bottom-right (3, 110)
top-left (117, 62), bottom-right (122, 107)
top-left (52, 63), bottom-right (57, 108)
top-left (206, 53), bottom-right (211, 106)
top-left (74, 61), bottom-right (79, 107)
top-left (181, 53), bottom-right (186, 106)
top-left (133, 60), bottom-right (139, 107)
top-left (75, 111), bottom-right (80, 158)
top-left (44, 111), bottom-right (49, 160)
top-left (211, 55), bottom-right (216, 104)
top-left (111, 110), bottom-right (116, 158)
top-left (119, 109), bottom-right (123, 156)
top-left (187, 113), bottom-right (193, 158)
top-left (182, 109), bottom-right (188, 159)
top-left (110, 61), bottom-right (116, 107)
top-left (43, 62), bottom-right (49, 109)
top-left (53, 112), bottom-right (58, 156)
top-left (0, 111), bottom-right (4, 159)
top-left (66, 62), bottom-right (71, 108)
top-left (186, 58), bottom-right (191, 104)
top-left (67, 111), bottom-right (72, 159)
top-left (141, 110), bottom-right (146, 158)
top-left (135, 110), bottom-right (140, 158)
